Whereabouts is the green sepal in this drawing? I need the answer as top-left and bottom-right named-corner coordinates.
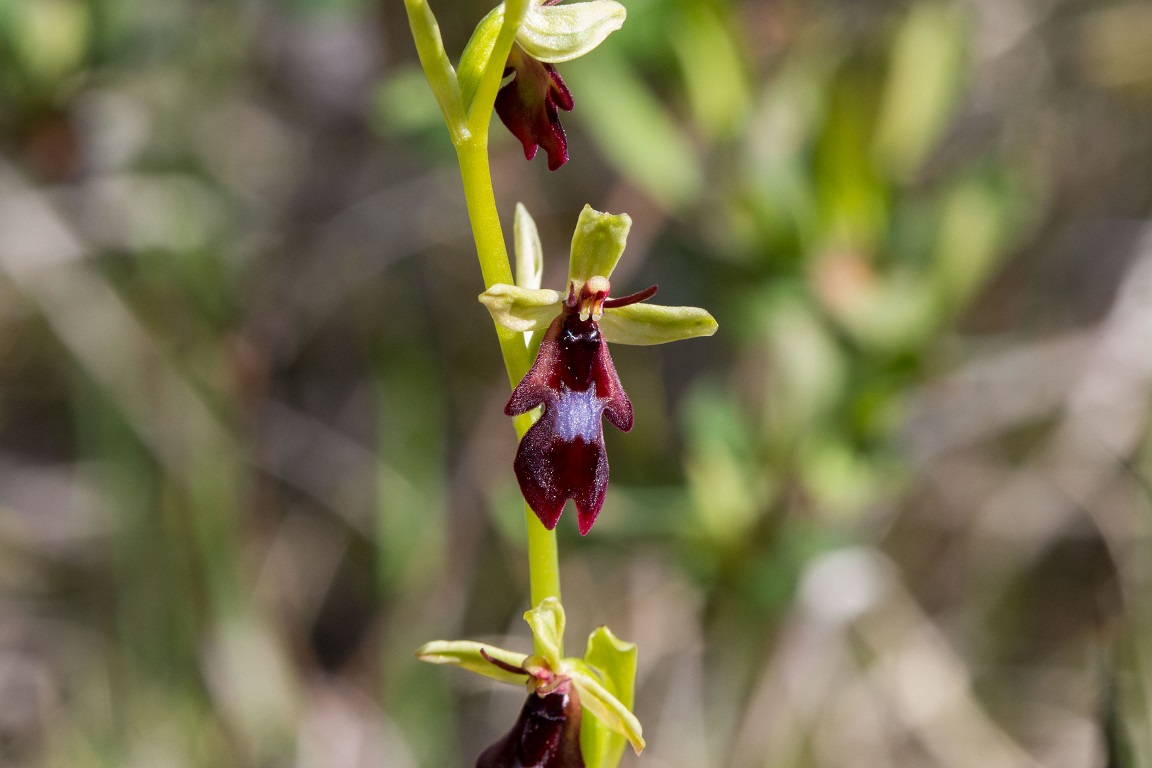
top-left (479, 284), bottom-right (563, 332)
top-left (465, 0), bottom-right (532, 132)
top-left (518, 0), bottom-right (627, 64)
top-left (578, 627), bottom-right (639, 767)
top-left (584, 627), bottom-right (637, 710)
top-left (524, 597), bottom-right (565, 670)
top-left (599, 302), bottom-right (718, 345)
top-left (457, 6), bottom-right (504, 114)
top-left (568, 204), bottom-right (631, 286)
top-left (568, 665), bottom-right (645, 755)
top-left (514, 202), bottom-right (544, 290)
top-left (415, 640), bottom-right (529, 687)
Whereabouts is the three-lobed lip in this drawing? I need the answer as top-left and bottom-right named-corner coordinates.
top-left (481, 204), bottom-right (717, 534)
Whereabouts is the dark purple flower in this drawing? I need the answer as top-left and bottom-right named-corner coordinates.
top-left (473, 648), bottom-right (586, 768)
top-left (476, 685), bottom-right (585, 768)
top-left (495, 44), bottom-right (574, 171)
top-left (482, 205), bottom-right (717, 533)
top-left (417, 601), bottom-right (648, 762)
top-left (505, 280), bottom-right (659, 534)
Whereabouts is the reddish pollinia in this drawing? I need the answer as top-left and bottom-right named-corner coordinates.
top-left (481, 205), bottom-right (718, 534)
top-left (506, 279), bottom-right (658, 534)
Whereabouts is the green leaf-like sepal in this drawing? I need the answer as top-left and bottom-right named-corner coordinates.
top-left (600, 302), bottom-right (718, 345)
top-left (524, 597), bottom-right (566, 670)
top-left (568, 204), bottom-right (631, 286)
top-left (518, 0), bottom-right (627, 64)
top-left (514, 202), bottom-right (544, 290)
top-left (415, 640), bottom-right (529, 686)
top-left (579, 627), bottom-right (639, 767)
top-left (568, 666), bottom-right (645, 755)
top-left (457, 6), bottom-right (504, 114)
top-left (479, 284), bottom-right (563, 332)
top-left (464, 0), bottom-right (532, 132)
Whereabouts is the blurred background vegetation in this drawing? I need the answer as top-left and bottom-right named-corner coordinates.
top-left (2, 0), bottom-right (1152, 765)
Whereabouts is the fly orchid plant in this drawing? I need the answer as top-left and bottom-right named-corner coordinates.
top-left (402, 0), bottom-right (716, 765)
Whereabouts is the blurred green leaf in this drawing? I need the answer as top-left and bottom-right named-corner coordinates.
top-left (564, 48), bottom-right (702, 209)
top-left (374, 65), bottom-right (452, 135)
top-left (738, 61), bottom-right (831, 256)
top-left (1078, 3), bottom-right (1152, 88)
top-left (668, 2), bottom-right (751, 140)
top-left (932, 174), bottom-right (1010, 312)
top-left (813, 61), bottom-right (887, 250)
top-left (874, 2), bottom-right (968, 179)
top-left (798, 438), bottom-right (880, 521)
top-left (817, 264), bottom-right (938, 351)
top-left (759, 291), bottom-right (847, 440)
top-left (11, 0), bottom-right (88, 86)
top-left (377, 345), bottom-right (448, 594)
top-left (683, 384), bottom-right (766, 543)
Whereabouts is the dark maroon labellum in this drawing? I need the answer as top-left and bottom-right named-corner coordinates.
top-left (505, 311), bottom-right (633, 535)
top-left (495, 44), bottom-right (574, 171)
top-left (476, 688), bottom-right (585, 768)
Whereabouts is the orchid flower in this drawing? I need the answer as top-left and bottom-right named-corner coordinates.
top-left (475, 658), bottom-right (585, 767)
top-left (495, 0), bottom-right (625, 169)
top-left (418, 599), bottom-right (643, 767)
top-left (481, 205), bottom-right (717, 534)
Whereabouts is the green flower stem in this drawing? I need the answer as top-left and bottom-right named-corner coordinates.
top-left (523, 498), bottom-right (561, 616)
top-left (456, 140), bottom-right (516, 303)
top-left (404, 0), bottom-right (562, 660)
top-left (457, 135), bottom-right (563, 659)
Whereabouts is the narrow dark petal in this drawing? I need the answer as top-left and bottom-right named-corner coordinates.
top-left (506, 314), bottom-right (631, 534)
top-left (476, 689), bottom-right (585, 768)
top-left (480, 648), bottom-right (530, 678)
top-left (602, 284), bottom-right (658, 308)
top-left (494, 46), bottom-right (573, 171)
